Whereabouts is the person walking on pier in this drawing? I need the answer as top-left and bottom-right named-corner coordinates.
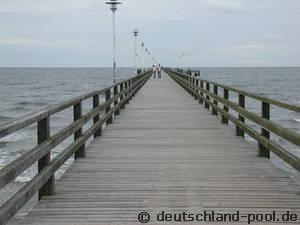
top-left (157, 64), bottom-right (162, 79)
top-left (152, 65), bottom-right (156, 78)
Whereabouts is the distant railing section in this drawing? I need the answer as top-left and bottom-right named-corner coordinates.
top-left (0, 71), bottom-right (151, 225)
top-left (165, 68), bottom-right (300, 172)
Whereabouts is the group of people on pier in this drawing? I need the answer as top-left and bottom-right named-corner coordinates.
top-left (152, 64), bottom-right (162, 79)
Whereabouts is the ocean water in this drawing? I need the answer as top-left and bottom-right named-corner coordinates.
top-left (0, 67), bottom-right (300, 205)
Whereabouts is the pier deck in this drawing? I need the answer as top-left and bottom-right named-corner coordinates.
top-left (10, 72), bottom-right (300, 225)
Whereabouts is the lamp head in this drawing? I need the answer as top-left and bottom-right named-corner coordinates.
top-left (133, 29), bottom-right (139, 37)
top-left (105, 0), bottom-right (122, 12)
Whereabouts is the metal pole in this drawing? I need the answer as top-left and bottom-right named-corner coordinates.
top-left (106, 0), bottom-right (122, 83)
top-left (140, 49), bottom-right (143, 72)
top-left (141, 42), bottom-right (144, 72)
top-left (134, 34), bottom-right (138, 74)
top-left (138, 55), bottom-right (141, 73)
top-left (112, 11), bottom-right (117, 83)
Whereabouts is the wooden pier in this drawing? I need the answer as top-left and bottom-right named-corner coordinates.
top-left (1, 70), bottom-right (300, 225)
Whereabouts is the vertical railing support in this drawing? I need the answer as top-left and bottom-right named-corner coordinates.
top-left (125, 81), bottom-right (129, 104)
top-left (120, 82), bottom-right (125, 109)
top-left (105, 89), bottom-right (112, 124)
top-left (114, 85), bottom-right (120, 115)
top-left (189, 77), bottom-right (192, 95)
top-left (259, 102), bottom-right (270, 158)
top-left (195, 79), bottom-right (199, 100)
top-left (93, 94), bottom-right (102, 138)
top-left (212, 85), bottom-right (218, 115)
top-left (129, 80), bottom-right (133, 100)
top-left (191, 78), bottom-right (194, 96)
top-left (222, 89), bottom-right (229, 124)
top-left (205, 82), bottom-right (210, 109)
top-left (38, 117), bottom-right (55, 200)
top-left (74, 102), bottom-right (85, 159)
top-left (199, 81), bottom-right (204, 104)
top-left (236, 94), bottom-right (245, 137)
top-left (193, 78), bottom-right (197, 100)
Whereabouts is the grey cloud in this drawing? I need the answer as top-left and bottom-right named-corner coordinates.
top-left (205, 0), bottom-right (247, 12)
top-left (0, 0), bottom-right (299, 67)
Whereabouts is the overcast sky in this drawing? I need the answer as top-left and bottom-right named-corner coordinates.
top-left (0, 0), bottom-right (299, 67)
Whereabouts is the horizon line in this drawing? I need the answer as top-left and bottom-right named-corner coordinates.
top-left (0, 66), bottom-right (300, 69)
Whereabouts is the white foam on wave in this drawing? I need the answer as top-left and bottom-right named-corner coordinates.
top-left (0, 132), bottom-right (30, 143)
top-left (0, 155), bottom-right (35, 183)
top-left (0, 155), bottom-right (11, 169)
top-left (15, 175), bottom-right (32, 183)
top-left (292, 118), bottom-right (300, 123)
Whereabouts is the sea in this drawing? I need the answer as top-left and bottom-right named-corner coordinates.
top-left (0, 67), bottom-right (300, 209)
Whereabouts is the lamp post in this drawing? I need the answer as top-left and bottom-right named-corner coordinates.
top-left (141, 42), bottom-right (145, 72)
top-left (132, 29), bottom-right (139, 74)
top-left (145, 48), bottom-right (148, 69)
top-left (105, 0), bottom-right (122, 84)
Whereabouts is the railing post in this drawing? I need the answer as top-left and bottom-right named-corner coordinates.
top-left (93, 94), bottom-right (102, 138)
top-left (114, 85), bottom-right (120, 116)
top-left (222, 89), bottom-right (229, 124)
top-left (212, 85), bottom-right (218, 115)
top-left (259, 102), bottom-right (270, 158)
top-left (74, 102), bottom-right (85, 159)
top-left (105, 89), bottom-right (112, 124)
top-left (193, 78), bottom-right (197, 100)
top-left (191, 78), bottom-right (194, 97)
top-left (189, 77), bottom-right (192, 95)
top-left (195, 79), bottom-right (199, 100)
top-left (125, 81), bottom-right (129, 104)
top-left (199, 81), bottom-right (204, 104)
top-left (38, 117), bottom-right (55, 200)
top-left (205, 82), bottom-right (210, 109)
top-left (133, 78), bottom-right (138, 95)
top-left (236, 94), bottom-right (245, 137)
top-left (120, 82), bottom-right (125, 109)
top-left (129, 80), bottom-right (133, 100)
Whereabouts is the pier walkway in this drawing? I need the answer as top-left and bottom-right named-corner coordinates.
top-left (8, 71), bottom-right (300, 225)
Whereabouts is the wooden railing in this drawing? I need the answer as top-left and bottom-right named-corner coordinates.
top-left (0, 71), bottom-right (151, 225)
top-left (165, 68), bottom-right (300, 171)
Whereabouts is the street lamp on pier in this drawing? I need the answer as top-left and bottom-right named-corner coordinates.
top-left (141, 42), bottom-right (145, 72)
top-left (105, 0), bottom-right (122, 83)
top-left (132, 29), bottom-right (139, 74)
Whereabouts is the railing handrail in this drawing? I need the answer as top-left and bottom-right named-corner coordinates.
top-left (0, 72), bottom-right (146, 138)
top-left (165, 68), bottom-right (300, 172)
top-left (169, 69), bottom-right (300, 112)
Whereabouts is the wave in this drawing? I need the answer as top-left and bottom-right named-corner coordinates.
top-left (0, 132), bottom-right (30, 143)
top-left (16, 101), bottom-right (31, 106)
top-left (15, 174), bottom-right (33, 183)
top-left (0, 116), bottom-right (13, 121)
top-left (12, 106), bottom-right (26, 111)
top-left (292, 118), bottom-right (300, 123)
top-left (16, 101), bottom-right (46, 107)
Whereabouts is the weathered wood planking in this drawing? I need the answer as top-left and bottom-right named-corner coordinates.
top-left (9, 72), bottom-right (300, 225)
top-left (167, 70), bottom-right (300, 171)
